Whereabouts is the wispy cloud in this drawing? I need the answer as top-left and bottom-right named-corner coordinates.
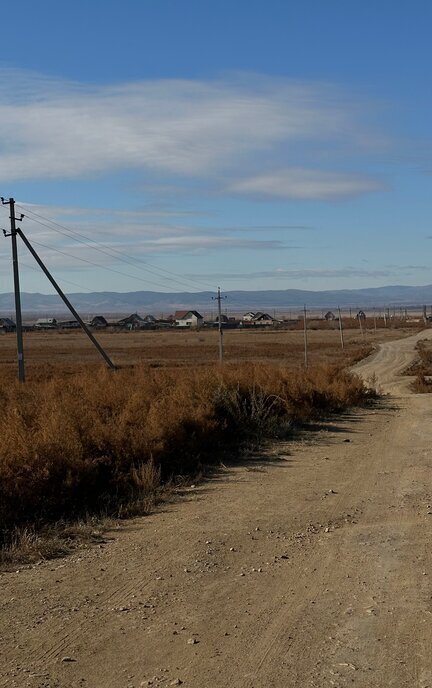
top-left (0, 69), bottom-right (385, 201)
top-left (188, 265), bottom-right (428, 281)
top-left (229, 169), bottom-right (386, 200)
top-left (1, 203), bottom-right (291, 273)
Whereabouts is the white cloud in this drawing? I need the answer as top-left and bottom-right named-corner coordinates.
top-left (0, 203), bottom-right (287, 283)
top-left (229, 169), bottom-right (386, 200)
top-left (0, 69), bottom-right (384, 198)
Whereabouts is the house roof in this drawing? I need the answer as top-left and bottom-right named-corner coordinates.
top-left (175, 310), bottom-right (203, 320)
top-left (0, 317), bottom-right (15, 327)
top-left (90, 315), bottom-right (108, 325)
top-left (253, 312), bottom-right (274, 321)
top-left (117, 313), bottom-right (144, 324)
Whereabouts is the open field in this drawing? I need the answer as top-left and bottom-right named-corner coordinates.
top-left (1, 329), bottom-right (432, 687)
top-left (0, 323), bottom-right (423, 378)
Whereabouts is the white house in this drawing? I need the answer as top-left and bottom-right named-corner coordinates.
top-left (242, 312), bottom-right (277, 326)
top-left (175, 310), bottom-right (204, 328)
top-left (35, 317), bottom-right (57, 329)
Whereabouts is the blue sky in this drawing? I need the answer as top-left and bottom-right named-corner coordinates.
top-left (0, 0), bottom-right (431, 295)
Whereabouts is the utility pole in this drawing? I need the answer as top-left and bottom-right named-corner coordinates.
top-left (338, 306), bottom-right (344, 350)
top-left (212, 287), bottom-right (226, 363)
top-left (1, 197), bottom-right (25, 383)
top-left (16, 227), bottom-right (116, 369)
top-left (373, 307), bottom-right (377, 333)
top-left (303, 304), bottom-right (308, 369)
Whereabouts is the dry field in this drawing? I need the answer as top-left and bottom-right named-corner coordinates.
top-left (0, 323), bottom-right (422, 559)
top-left (0, 322), bottom-right (421, 379)
top-left (0, 323), bottom-right (402, 552)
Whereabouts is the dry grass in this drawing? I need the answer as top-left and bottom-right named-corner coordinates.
top-left (0, 325), bottom-right (419, 378)
top-left (404, 339), bottom-right (432, 392)
top-left (2, 324), bottom-right (414, 562)
top-left (0, 361), bottom-right (376, 552)
top-left (0, 519), bottom-right (115, 568)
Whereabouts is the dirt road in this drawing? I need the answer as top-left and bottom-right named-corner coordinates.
top-left (2, 329), bottom-right (432, 688)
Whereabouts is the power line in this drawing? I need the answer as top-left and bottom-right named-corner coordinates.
top-left (17, 224), bottom-right (115, 370)
top-left (17, 210), bottom-right (191, 291)
top-left (16, 204), bottom-right (216, 292)
top-left (28, 237), bottom-right (179, 291)
top-left (19, 260), bottom-right (95, 293)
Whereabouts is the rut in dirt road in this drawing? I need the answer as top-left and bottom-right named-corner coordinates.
top-left (1, 329), bottom-right (432, 688)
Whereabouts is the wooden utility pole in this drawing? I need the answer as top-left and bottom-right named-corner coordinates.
top-left (338, 306), bottom-right (344, 349)
top-left (303, 304), bottom-right (308, 369)
top-left (213, 287), bottom-right (226, 363)
top-left (373, 307), bottom-right (377, 333)
top-left (2, 197), bottom-right (25, 382)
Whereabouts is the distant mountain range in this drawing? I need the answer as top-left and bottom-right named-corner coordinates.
top-left (1, 285), bottom-right (432, 317)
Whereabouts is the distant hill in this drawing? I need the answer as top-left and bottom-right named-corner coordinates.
top-left (1, 285), bottom-right (432, 316)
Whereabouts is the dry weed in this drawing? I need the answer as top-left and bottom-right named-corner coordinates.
top-left (0, 362), bottom-right (376, 552)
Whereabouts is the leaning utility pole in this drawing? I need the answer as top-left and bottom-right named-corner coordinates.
top-left (338, 306), bottom-right (344, 350)
top-left (303, 304), bottom-right (308, 369)
top-left (1, 197), bottom-right (25, 382)
top-left (212, 287), bottom-right (226, 363)
top-left (16, 227), bottom-right (116, 370)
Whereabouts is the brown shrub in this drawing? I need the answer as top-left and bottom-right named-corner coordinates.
top-left (0, 362), bottom-right (375, 541)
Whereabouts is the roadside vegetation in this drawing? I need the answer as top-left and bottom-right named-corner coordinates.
top-left (0, 360), bottom-right (377, 562)
top-left (406, 339), bottom-right (432, 392)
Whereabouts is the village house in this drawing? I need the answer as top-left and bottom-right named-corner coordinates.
top-left (253, 312), bottom-right (278, 326)
top-left (241, 312), bottom-right (277, 326)
top-left (215, 314), bottom-right (229, 323)
top-left (89, 315), bottom-right (108, 329)
top-left (175, 310), bottom-right (204, 328)
top-left (0, 317), bottom-right (16, 332)
top-left (324, 311), bottom-right (336, 321)
top-left (142, 314), bottom-right (157, 324)
top-left (35, 317), bottom-right (57, 329)
top-left (57, 319), bottom-right (80, 329)
top-left (117, 313), bottom-right (145, 330)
